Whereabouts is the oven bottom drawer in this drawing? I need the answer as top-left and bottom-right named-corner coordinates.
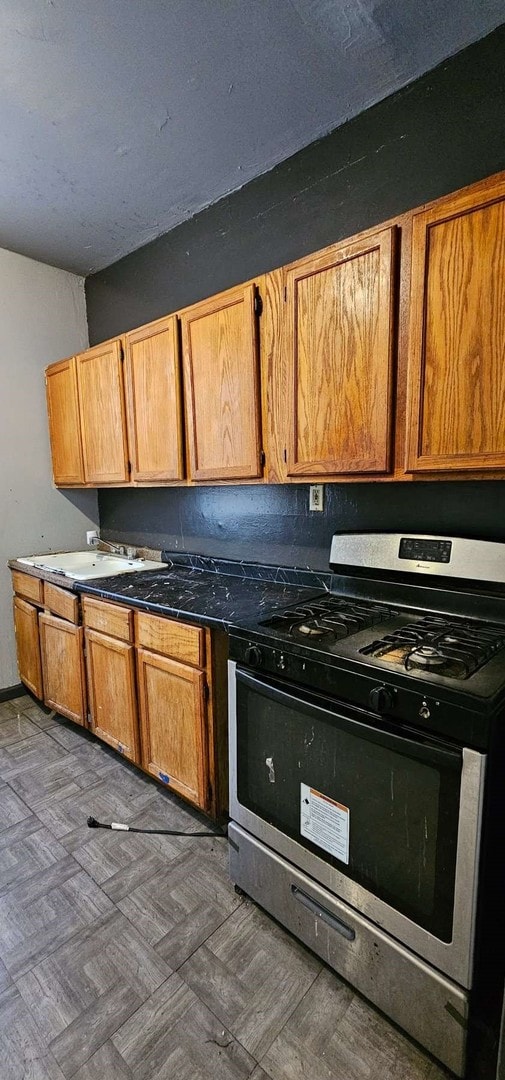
top-left (229, 821), bottom-right (468, 1077)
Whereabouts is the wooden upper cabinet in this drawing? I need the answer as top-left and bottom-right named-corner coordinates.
top-left (406, 181), bottom-right (505, 473)
top-left (283, 228), bottom-right (396, 478)
top-left (76, 339), bottom-right (129, 483)
top-left (45, 357), bottom-right (84, 485)
top-left (124, 316), bottom-right (184, 482)
top-left (180, 283), bottom-right (263, 481)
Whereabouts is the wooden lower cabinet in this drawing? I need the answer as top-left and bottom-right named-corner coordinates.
top-left (39, 613), bottom-right (86, 725)
top-left (13, 596), bottom-right (43, 699)
top-left (11, 578), bottom-right (226, 818)
top-left (85, 628), bottom-right (139, 762)
top-left (137, 646), bottom-right (209, 810)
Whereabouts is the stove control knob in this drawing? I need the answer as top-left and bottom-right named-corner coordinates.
top-left (277, 653), bottom-right (287, 672)
top-left (369, 686), bottom-right (395, 714)
top-left (419, 700), bottom-right (431, 720)
top-left (244, 646), bottom-right (263, 667)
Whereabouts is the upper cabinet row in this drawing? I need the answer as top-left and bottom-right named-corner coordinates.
top-left (46, 282), bottom-right (262, 486)
top-left (46, 173), bottom-right (505, 486)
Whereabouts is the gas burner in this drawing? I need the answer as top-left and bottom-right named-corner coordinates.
top-left (261, 596), bottom-right (397, 642)
top-left (405, 646), bottom-right (468, 679)
top-left (296, 622), bottom-right (331, 638)
top-left (407, 645), bottom-right (448, 669)
top-left (361, 615), bottom-right (505, 680)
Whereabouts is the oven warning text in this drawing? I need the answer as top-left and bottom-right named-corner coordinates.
top-left (300, 783), bottom-right (350, 864)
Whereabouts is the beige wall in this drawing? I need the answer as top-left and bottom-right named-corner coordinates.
top-left (0, 248), bottom-right (98, 689)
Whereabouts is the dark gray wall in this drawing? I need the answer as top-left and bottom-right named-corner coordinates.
top-left (86, 25), bottom-right (505, 340)
top-left (99, 483), bottom-right (505, 571)
top-left (89, 26), bottom-right (505, 568)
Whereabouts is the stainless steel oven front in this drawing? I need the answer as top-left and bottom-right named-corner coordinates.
top-left (228, 661), bottom-right (486, 1075)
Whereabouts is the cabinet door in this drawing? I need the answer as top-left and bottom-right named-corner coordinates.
top-left (85, 629), bottom-right (139, 761)
top-left (137, 647), bottom-right (208, 809)
top-left (13, 597), bottom-right (43, 699)
top-left (283, 228), bottom-right (396, 477)
top-left (124, 315), bottom-right (184, 481)
top-left (76, 339), bottom-right (129, 483)
top-left (45, 357), bottom-right (84, 485)
top-left (181, 283), bottom-right (262, 480)
top-left (39, 613), bottom-right (86, 725)
top-left (406, 184), bottom-right (505, 472)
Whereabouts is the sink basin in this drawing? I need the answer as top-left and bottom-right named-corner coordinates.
top-left (17, 551), bottom-right (165, 580)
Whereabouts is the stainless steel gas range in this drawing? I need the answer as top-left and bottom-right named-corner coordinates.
top-left (227, 533), bottom-right (505, 1078)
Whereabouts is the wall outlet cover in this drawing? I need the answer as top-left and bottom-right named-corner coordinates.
top-left (86, 530), bottom-right (98, 545)
top-left (309, 485), bottom-right (324, 512)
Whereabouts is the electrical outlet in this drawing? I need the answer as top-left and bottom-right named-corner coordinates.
top-left (309, 484), bottom-right (324, 512)
top-left (86, 530), bottom-right (98, 546)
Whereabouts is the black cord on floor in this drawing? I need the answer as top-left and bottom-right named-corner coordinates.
top-left (87, 815), bottom-right (227, 837)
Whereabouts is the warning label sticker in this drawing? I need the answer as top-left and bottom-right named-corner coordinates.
top-left (300, 783), bottom-right (350, 864)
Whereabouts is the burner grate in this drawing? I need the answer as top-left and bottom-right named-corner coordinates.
top-left (360, 615), bottom-right (505, 679)
top-left (261, 596), bottom-right (397, 642)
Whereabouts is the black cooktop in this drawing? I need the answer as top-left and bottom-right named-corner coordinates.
top-left (260, 596), bottom-right (505, 683)
top-left (247, 592), bottom-right (505, 702)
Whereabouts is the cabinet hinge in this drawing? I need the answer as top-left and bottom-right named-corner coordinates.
top-left (260, 450), bottom-right (266, 467)
top-left (204, 682), bottom-right (210, 701)
top-left (254, 291), bottom-right (263, 317)
top-left (283, 448), bottom-right (287, 463)
top-left (207, 780), bottom-right (213, 805)
top-left (127, 461), bottom-right (131, 472)
top-left (284, 286), bottom-right (287, 302)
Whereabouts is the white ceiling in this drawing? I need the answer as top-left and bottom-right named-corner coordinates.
top-left (0, 0), bottom-right (504, 274)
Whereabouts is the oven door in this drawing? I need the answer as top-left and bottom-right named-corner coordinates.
top-left (229, 661), bottom-right (486, 988)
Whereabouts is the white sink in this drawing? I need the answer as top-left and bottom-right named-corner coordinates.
top-left (17, 551), bottom-right (165, 580)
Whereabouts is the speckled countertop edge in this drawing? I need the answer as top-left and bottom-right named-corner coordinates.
top-left (8, 549), bottom-right (331, 631)
top-left (7, 544), bottom-right (165, 592)
top-left (9, 558), bottom-right (77, 591)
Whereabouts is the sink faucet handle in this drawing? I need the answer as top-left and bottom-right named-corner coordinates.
top-left (89, 537), bottom-right (127, 556)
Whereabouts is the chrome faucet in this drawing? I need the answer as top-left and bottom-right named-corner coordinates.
top-left (88, 537), bottom-right (139, 560)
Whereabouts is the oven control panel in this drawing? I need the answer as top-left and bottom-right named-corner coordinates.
top-left (399, 538), bottom-right (452, 563)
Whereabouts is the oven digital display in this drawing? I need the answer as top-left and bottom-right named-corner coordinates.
top-left (399, 538), bottom-right (452, 564)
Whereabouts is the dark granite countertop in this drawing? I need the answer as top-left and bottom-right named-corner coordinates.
top-left (75, 558), bottom-right (330, 631)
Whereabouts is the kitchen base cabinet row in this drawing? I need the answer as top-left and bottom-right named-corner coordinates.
top-left (10, 570), bottom-right (227, 819)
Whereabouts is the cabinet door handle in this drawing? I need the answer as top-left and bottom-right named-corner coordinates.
top-left (291, 885), bottom-right (356, 940)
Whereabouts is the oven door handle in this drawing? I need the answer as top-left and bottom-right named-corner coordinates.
top-left (291, 885), bottom-right (356, 940)
top-left (235, 666), bottom-right (462, 771)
